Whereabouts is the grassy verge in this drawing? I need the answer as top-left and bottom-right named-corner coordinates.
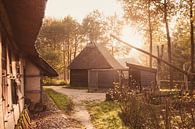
top-left (87, 101), bottom-right (128, 129)
top-left (44, 88), bottom-right (74, 113)
top-left (63, 85), bottom-right (88, 90)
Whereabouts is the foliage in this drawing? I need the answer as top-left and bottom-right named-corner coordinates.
top-left (44, 88), bottom-right (74, 113)
top-left (37, 12), bottom-right (126, 81)
top-left (87, 101), bottom-right (128, 129)
top-left (108, 83), bottom-right (195, 129)
top-left (43, 78), bottom-right (67, 86)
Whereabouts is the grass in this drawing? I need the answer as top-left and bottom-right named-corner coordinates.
top-left (44, 88), bottom-right (74, 113)
top-left (63, 85), bottom-right (88, 89)
top-left (87, 101), bottom-right (128, 129)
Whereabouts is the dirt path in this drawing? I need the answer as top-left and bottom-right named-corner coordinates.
top-left (48, 86), bottom-right (106, 129)
top-left (31, 92), bottom-right (83, 129)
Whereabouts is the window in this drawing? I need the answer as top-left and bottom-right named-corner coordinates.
top-left (11, 80), bottom-right (18, 104)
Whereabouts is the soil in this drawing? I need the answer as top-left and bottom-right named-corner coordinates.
top-left (30, 92), bottom-right (83, 129)
top-left (48, 86), bottom-right (106, 129)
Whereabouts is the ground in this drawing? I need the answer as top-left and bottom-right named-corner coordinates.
top-left (31, 86), bottom-right (106, 129)
top-left (30, 91), bottom-right (83, 129)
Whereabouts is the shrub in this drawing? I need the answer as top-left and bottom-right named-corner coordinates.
top-left (43, 77), bottom-right (67, 86)
top-left (108, 83), bottom-right (161, 129)
top-left (108, 83), bottom-right (195, 129)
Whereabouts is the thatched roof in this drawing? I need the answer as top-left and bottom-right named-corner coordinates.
top-left (69, 43), bottom-right (124, 70)
top-left (1, 0), bottom-right (58, 77)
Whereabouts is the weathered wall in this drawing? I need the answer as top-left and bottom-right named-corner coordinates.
top-left (25, 60), bottom-right (41, 103)
top-left (88, 69), bottom-right (120, 92)
top-left (70, 70), bottom-right (88, 87)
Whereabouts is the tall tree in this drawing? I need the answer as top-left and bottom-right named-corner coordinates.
top-left (189, 0), bottom-right (194, 92)
top-left (82, 10), bottom-right (108, 44)
top-left (120, 0), bottom-right (161, 67)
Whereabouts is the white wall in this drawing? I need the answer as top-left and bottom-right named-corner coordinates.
top-left (25, 60), bottom-right (42, 103)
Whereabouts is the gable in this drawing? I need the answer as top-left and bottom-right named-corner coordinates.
top-left (70, 44), bottom-right (112, 69)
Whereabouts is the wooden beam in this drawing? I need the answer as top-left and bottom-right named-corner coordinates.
top-left (6, 44), bottom-right (12, 112)
top-left (111, 34), bottom-right (188, 75)
top-left (0, 25), bottom-right (5, 129)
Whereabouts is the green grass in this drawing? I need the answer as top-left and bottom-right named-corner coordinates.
top-left (87, 101), bottom-right (128, 129)
top-left (63, 85), bottom-right (88, 90)
top-left (44, 88), bottom-right (74, 113)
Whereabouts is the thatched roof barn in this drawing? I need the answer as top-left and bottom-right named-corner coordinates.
top-left (69, 43), bottom-right (124, 89)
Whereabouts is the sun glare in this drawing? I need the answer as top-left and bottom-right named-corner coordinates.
top-left (121, 25), bottom-right (144, 59)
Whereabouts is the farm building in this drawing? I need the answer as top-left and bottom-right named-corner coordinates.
top-left (69, 43), bottom-right (124, 91)
top-left (127, 63), bottom-right (157, 92)
top-left (0, 0), bottom-right (58, 129)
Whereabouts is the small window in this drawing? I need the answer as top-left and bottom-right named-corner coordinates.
top-left (11, 80), bottom-right (18, 104)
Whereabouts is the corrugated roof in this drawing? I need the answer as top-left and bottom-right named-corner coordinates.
top-left (69, 43), bottom-right (124, 70)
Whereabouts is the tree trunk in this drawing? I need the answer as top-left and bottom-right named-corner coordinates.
top-left (164, 0), bottom-right (173, 89)
top-left (63, 42), bottom-right (66, 81)
top-left (190, 0), bottom-right (194, 93)
top-left (148, 0), bottom-right (153, 68)
top-left (74, 36), bottom-right (78, 59)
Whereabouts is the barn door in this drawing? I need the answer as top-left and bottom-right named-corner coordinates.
top-left (88, 70), bottom-right (98, 92)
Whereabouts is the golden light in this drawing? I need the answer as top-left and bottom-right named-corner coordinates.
top-left (45, 0), bottom-right (123, 22)
top-left (120, 24), bottom-right (144, 60)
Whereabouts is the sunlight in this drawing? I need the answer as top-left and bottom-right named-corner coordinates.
top-left (120, 25), bottom-right (144, 59)
top-left (45, 0), bottom-right (123, 22)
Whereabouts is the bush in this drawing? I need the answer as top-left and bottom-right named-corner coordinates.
top-left (108, 83), bottom-right (195, 129)
top-left (43, 78), bottom-right (67, 86)
top-left (108, 83), bottom-right (161, 129)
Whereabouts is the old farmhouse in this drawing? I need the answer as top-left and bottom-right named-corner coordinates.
top-left (0, 0), bottom-right (58, 129)
top-left (69, 43), bottom-right (124, 91)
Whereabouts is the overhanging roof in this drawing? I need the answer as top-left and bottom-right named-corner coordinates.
top-left (1, 0), bottom-right (58, 77)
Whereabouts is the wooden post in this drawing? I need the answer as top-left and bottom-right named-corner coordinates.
top-left (183, 64), bottom-right (189, 91)
top-left (111, 34), bottom-right (188, 75)
top-left (190, 0), bottom-right (194, 94)
top-left (19, 58), bottom-right (24, 112)
top-left (128, 67), bottom-right (132, 88)
top-left (6, 44), bottom-right (12, 112)
top-left (157, 46), bottom-right (160, 89)
top-left (157, 45), bottom-right (164, 90)
top-left (165, 99), bottom-right (170, 129)
top-left (0, 29), bottom-right (5, 129)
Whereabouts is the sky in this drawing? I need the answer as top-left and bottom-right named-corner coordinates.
top-left (45, 0), bottom-right (144, 60)
top-left (45, 0), bottom-right (124, 23)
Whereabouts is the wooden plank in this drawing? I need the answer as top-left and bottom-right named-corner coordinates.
top-left (6, 44), bottom-right (13, 112)
top-left (0, 25), bottom-right (5, 129)
top-left (111, 34), bottom-right (188, 75)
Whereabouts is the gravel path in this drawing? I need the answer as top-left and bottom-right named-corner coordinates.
top-left (48, 86), bottom-right (106, 129)
top-left (30, 92), bottom-right (83, 129)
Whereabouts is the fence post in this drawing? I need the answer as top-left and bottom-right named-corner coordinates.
top-left (165, 99), bottom-right (170, 129)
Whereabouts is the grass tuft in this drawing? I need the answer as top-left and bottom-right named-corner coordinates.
top-left (87, 101), bottom-right (128, 129)
top-left (44, 88), bottom-right (74, 113)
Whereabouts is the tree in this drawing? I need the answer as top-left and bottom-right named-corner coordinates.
top-left (120, 0), bottom-right (160, 67)
top-left (36, 17), bottom-right (84, 81)
top-left (82, 10), bottom-right (108, 44)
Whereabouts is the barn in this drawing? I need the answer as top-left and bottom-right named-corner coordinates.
top-left (0, 1), bottom-right (58, 129)
top-left (69, 43), bottom-right (124, 91)
top-left (127, 63), bottom-right (157, 92)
